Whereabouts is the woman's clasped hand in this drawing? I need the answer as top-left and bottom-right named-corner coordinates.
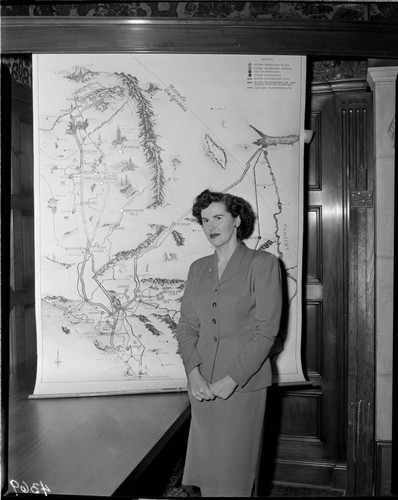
top-left (210, 375), bottom-right (238, 399)
top-left (188, 367), bottom-right (214, 401)
top-left (188, 367), bottom-right (238, 401)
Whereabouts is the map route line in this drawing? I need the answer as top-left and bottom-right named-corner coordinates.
top-left (285, 265), bottom-right (298, 306)
top-left (68, 213), bottom-right (181, 376)
top-left (139, 299), bottom-right (179, 317)
top-left (220, 146), bottom-right (278, 253)
top-left (248, 148), bottom-right (263, 249)
top-left (121, 222), bottom-right (177, 309)
top-left (168, 140), bottom-right (275, 247)
top-left (65, 101), bottom-right (139, 323)
top-left (262, 148), bottom-right (283, 259)
top-left (221, 147), bottom-right (261, 194)
top-left (90, 100), bottom-right (130, 137)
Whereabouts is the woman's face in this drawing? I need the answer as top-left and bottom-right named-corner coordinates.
top-left (201, 201), bottom-right (240, 249)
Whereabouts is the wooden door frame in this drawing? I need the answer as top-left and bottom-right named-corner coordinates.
top-left (2, 17), bottom-right (397, 495)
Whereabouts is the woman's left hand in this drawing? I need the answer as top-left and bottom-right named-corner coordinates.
top-left (210, 375), bottom-right (238, 400)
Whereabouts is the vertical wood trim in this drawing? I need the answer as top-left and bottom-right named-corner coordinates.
top-left (340, 91), bottom-right (375, 496)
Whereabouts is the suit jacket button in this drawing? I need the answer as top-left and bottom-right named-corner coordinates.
top-left (214, 337), bottom-right (218, 342)
top-left (212, 318), bottom-right (217, 324)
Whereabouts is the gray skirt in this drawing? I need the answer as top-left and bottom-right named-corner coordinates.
top-left (182, 387), bottom-right (267, 497)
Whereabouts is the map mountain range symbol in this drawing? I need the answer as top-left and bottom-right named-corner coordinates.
top-left (249, 124), bottom-right (299, 148)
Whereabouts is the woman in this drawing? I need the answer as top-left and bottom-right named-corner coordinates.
top-left (175, 189), bottom-right (283, 497)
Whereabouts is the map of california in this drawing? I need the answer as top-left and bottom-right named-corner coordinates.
top-left (33, 53), bottom-right (306, 396)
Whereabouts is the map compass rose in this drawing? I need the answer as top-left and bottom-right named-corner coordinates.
top-left (55, 350), bottom-right (63, 369)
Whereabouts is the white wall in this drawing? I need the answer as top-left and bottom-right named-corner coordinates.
top-left (367, 66), bottom-right (397, 441)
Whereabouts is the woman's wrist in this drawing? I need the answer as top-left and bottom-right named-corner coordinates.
top-left (188, 366), bottom-right (201, 379)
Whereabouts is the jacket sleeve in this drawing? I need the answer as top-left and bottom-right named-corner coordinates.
top-left (228, 253), bottom-right (282, 387)
top-left (175, 264), bottom-right (203, 376)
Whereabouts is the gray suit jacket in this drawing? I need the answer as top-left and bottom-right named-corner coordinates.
top-left (176, 242), bottom-right (282, 391)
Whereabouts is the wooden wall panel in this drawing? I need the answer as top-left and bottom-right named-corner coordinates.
top-left (276, 435), bottom-right (324, 461)
top-left (305, 300), bottom-right (323, 375)
top-left (24, 304), bottom-right (37, 370)
top-left (279, 392), bottom-right (322, 438)
top-left (306, 207), bottom-right (323, 284)
top-left (272, 459), bottom-right (340, 487)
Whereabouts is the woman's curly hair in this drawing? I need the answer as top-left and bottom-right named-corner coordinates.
top-left (192, 189), bottom-right (256, 241)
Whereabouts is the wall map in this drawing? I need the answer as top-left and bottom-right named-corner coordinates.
top-left (33, 54), bottom-right (306, 397)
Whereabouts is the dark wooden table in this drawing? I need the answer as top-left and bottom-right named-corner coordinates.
top-left (6, 376), bottom-right (190, 497)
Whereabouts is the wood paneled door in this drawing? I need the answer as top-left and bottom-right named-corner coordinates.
top-left (258, 80), bottom-right (374, 494)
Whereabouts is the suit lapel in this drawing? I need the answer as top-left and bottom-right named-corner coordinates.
top-left (218, 242), bottom-right (247, 284)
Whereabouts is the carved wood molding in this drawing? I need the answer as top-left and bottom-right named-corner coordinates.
top-left (1, 55), bottom-right (32, 87)
top-left (311, 59), bottom-right (367, 83)
top-left (2, 17), bottom-right (398, 57)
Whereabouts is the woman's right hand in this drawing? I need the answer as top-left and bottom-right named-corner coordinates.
top-left (188, 367), bottom-right (215, 401)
